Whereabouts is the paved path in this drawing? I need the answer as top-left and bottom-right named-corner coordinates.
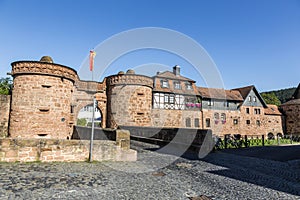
top-left (0, 141), bottom-right (299, 199)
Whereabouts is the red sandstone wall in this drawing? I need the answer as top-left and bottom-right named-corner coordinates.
top-left (281, 104), bottom-right (300, 135)
top-left (0, 95), bottom-right (10, 138)
top-left (106, 74), bottom-right (153, 128)
top-left (202, 106), bottom-right (283, 137)
top-left (0, 139), bottom-right (136, 162)
top-left (151, 109), bottom-right (202, 128)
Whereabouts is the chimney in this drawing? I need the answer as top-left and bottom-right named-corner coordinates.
top-left (173, 65), bottom-right (180, 76)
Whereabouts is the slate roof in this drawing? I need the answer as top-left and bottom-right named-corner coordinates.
top-left (264, 104), bottom-right (282, 115)
top-left (197, 87), bottom-right (244, 101)
top-left (233, 85), bottom-right (268, 107)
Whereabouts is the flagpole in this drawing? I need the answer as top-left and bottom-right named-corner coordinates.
top-left (89, 96), bottom-right (96, 162)
top-left (89, 50), bottom-right (96, 162)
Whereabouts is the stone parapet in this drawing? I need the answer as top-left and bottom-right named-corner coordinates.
top-left (0, 139), bottom-right (137, 162)
top-left (11, 61), bottom-right (78, 82)
top-left (107, 74), bottom-right (153, 88)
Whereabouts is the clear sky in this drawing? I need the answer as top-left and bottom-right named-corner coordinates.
top-left (0, 0), bottom-right (299, 92)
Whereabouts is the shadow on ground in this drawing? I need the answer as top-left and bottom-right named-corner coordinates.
top-left (145, 144), bottom-right (300, 196)
top-left (218, 144), bottom-right (300, 162)
top-left (204, 145), bottom-right (300, 196)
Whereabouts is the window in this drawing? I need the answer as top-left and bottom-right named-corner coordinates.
top-left (174, 81), bottom-right (181, 89)
top-left (194, 118), bottom-right (200, 128)
top-left (164, 95), bottom-right (169, 103)
top-left (205, 118), bottom-right (211, 127)
top-left (169, 95), bottom-right (174, 104)
top-left (153, 93), bottom-right (184, 110)
top-left (214, 112), bottom-right (219, 120)
top-left (254, 108), bottom-right (261, 115)
top-left (186, 118), bottom-right (191, 127)
top-left (246, 120), bottom-right (251, 125)
top-left (208, 99), bottom-right (214, 106)
top-left (70, 105), bottom-right (74, 113)
top-left (221, 113), bottom-right (226, 124)
top-left (248, 96), bottom-right (252, 101)
top-left (186, 82), bottom-right (192, 90)
top-left (253, 97), bottom-right (257, 102)
top-left (246, 108), bottom-right (250, 114)
top-left (224, 101), bottom-right (229, 107)
top-left (233, 119), bottom-right (238, 125)
top-left (256, 120), bottom-right (260, 126)
top-left (161, 80), bottom-right (169, 88)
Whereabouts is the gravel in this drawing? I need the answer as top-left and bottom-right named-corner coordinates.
top-left (0, 140), bottom-right (299, 199)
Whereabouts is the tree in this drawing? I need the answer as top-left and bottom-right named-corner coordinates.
top-left (0, 77), bottom-right (12, 95)
top-left (261, 92), bottom-right (281, 106)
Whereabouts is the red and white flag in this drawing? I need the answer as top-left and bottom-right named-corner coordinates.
top-left (89, 50), bottom-right (96, 71)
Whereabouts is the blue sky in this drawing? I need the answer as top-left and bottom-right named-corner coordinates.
top-left (0, 0), bottom-right (299, 91)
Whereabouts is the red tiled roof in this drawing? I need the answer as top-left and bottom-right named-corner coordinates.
top-left (264, 104), bottom-right (282, 115)
top-left (198, 87), bottom-right (244, 101)
top-left (232, 85), bottom-right (254, 99)
top-left (154, 71), bottom-right (195, 82)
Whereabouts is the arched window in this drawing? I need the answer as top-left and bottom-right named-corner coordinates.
top-left (267, 133), bottom-right (274, 140)
top-left (221, 113), bottom-right (226, 124)
top-left (214, 112), bottom-right (219, 120)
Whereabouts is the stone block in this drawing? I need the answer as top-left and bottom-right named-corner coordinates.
top-left (116, 129), bottom-right (130, 150)
top-left (116, 149), bottom-right (137, 162)
top-left (5, 149), bottom-right (18, 158)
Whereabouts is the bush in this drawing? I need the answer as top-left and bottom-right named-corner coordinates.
top-left (77, 118), bottom-right (87, 126)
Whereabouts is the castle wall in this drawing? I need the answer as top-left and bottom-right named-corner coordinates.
top-left (72, 80), bottom-right (107, 128)
top-left (151, 109), bottom-right (202, 128)
top-left (0, 95), bottom-right (11, 138)
top-left (263, 114), bottom-right (284, 136)
top-left (202, 106), bottom-right (283, 137)
top-left (281, 102), bottom-right (300, 135)
top-left (9, 61), bottom-right (77, 139)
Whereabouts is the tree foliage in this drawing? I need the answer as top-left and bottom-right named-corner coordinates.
top-left (77, 118), bottom-right (87, 126)
top-left (0, 77), bottom-right (12, 95)
top-left (261, 92), bottom-right (281, 106)
top-left (261, 87), bottom-right (297, 104)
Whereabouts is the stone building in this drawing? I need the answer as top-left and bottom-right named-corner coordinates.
top-left (1, 57), bottom-right (288, 139)
top-left (281, 84), bottom-right (300, 136)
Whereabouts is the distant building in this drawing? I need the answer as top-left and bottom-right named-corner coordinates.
top-left (77, 105), bottom-right (101, 125)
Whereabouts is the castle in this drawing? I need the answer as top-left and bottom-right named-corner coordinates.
top-left (1, 56), bottom-right (299, 140)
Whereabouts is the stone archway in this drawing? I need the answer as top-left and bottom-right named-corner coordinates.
top-left (74, 101), bottom-right (106, 128)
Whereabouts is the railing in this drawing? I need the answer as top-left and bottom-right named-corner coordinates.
top-left (214, 134), bottom-right (299, 150)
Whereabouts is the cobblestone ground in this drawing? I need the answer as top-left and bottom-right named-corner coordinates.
top-left (0, 141), bottom-right (300, 200)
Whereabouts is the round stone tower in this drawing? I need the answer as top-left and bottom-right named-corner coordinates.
top-left (106, 69), bottom-right (153, 128)
top-left (9, 57), bottom-right (78, 139)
